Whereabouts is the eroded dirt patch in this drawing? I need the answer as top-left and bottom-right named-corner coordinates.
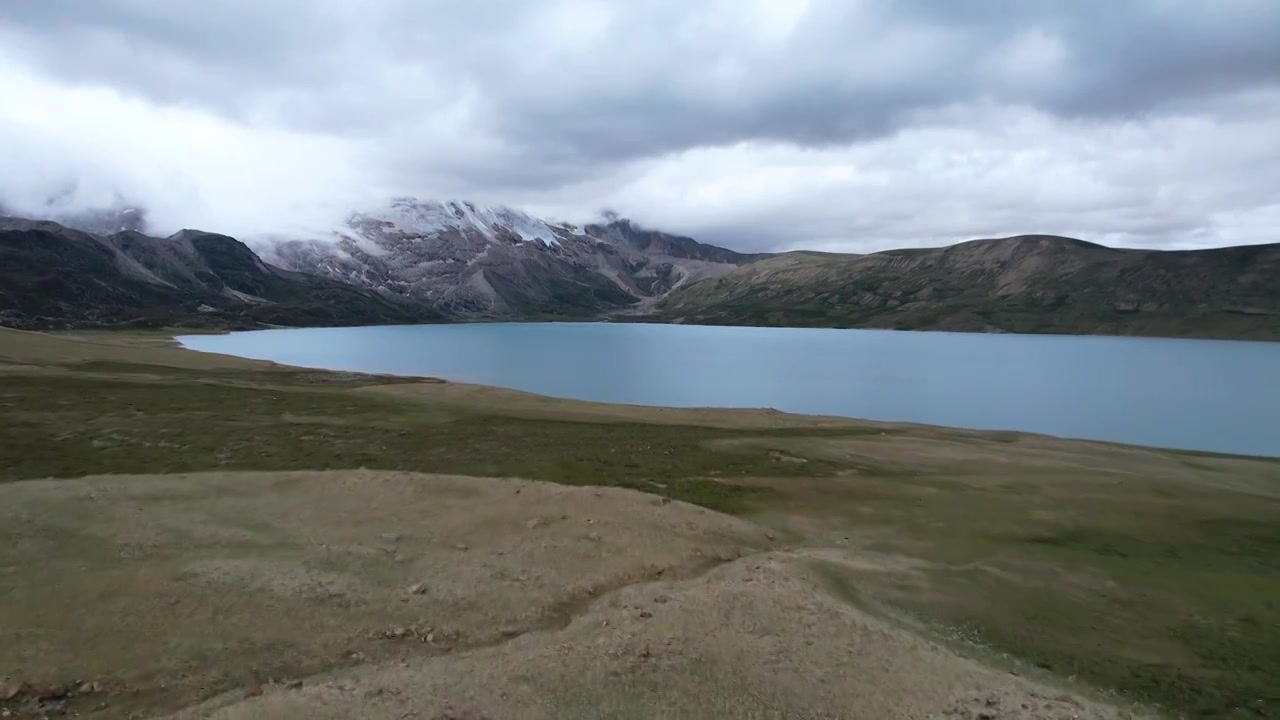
top-left (161, 550), bottom-right (1144, 720)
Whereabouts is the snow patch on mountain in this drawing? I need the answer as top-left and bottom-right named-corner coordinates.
top-left (248, 196), bottom-right (756, 319)
top-left (368, 198), bottom-right (563, 247)
top-left (334, 226), bottom-right (392, 256)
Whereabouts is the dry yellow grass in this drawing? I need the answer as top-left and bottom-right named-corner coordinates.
top-left (0, 471), bottom-right (766, 716)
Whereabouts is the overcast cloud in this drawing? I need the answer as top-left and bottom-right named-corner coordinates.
top-left (1, 0), bottom-right (1278, 252)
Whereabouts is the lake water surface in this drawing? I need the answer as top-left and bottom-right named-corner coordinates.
top-left (178, 323), bottom-right (1280, 457)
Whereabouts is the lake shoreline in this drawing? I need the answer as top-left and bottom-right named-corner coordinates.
top-left (175, 321), bottom-right (1280, 457)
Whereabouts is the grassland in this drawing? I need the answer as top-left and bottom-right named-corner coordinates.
top-left (0, 327), bottom-right (1277, 719)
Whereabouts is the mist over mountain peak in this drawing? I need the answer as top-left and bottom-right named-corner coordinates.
top-left (1, 194), bottom-right (150, 236)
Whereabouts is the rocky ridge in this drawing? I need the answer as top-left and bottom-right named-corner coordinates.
top-left (254, 198), bottom-right (762, 317)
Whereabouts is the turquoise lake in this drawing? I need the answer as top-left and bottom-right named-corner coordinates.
top-left (178, 323), bottom-right (1280, 457)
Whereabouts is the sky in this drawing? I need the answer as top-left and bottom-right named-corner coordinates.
top-left (1, 0), bottom-right (1278, 253)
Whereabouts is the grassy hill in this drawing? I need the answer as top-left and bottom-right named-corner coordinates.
top-left (654, 235), bottom-right (1280, 340)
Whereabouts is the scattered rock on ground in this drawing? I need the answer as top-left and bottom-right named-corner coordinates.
top-left (434, 708), bottom-right (489, 720)
top-left (243, 683), bottom-right (263, 698)
top-left (1, 681), bottom-right (25, 701)
top-left (31, 684), bottom-right (67, 702)
top-left (938, 691), bottom-right (1105, 720)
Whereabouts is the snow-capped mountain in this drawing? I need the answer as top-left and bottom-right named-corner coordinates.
top-left (252, 198), bottom-right (761, 317)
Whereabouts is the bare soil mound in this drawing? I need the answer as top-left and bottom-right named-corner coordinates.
top-left (0, 469), bottom-right (1140, 719)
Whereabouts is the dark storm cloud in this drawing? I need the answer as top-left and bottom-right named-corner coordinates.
top-left (5, 1), bottom-right (1278, 155)
top-left (0, 0), bottom-right (1277, 249)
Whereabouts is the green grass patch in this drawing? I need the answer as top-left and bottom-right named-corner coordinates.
top-left (812, 475), bottom-right (1280, 719)
top-left (0, 373), bottom-right (843, 514)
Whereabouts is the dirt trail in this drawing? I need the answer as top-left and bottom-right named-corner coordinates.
top-left (163, 545), bottom-right (1142, 720)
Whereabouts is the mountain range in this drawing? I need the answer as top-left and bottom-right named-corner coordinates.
top-left (2, 200), bottom-right (1277, 340)
top-left (254, 198), bottom-right (762, 318)
top-left (0, 216), bottom-right (431, 330)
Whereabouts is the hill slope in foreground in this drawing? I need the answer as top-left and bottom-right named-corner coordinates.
top-left (1, 328), bottom-right (1277, 718)
top-left (655, 235), bottom-right (1280, 340)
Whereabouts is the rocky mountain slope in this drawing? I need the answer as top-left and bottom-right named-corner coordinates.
top-left (255, 199), bottom-right (762, 317)
top-left (655, 235), bottom-right (1280, 340)
top-left (0, 217), bottom-right (434, 330)
top-left (6, 198), bottom-right (1278, 341)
